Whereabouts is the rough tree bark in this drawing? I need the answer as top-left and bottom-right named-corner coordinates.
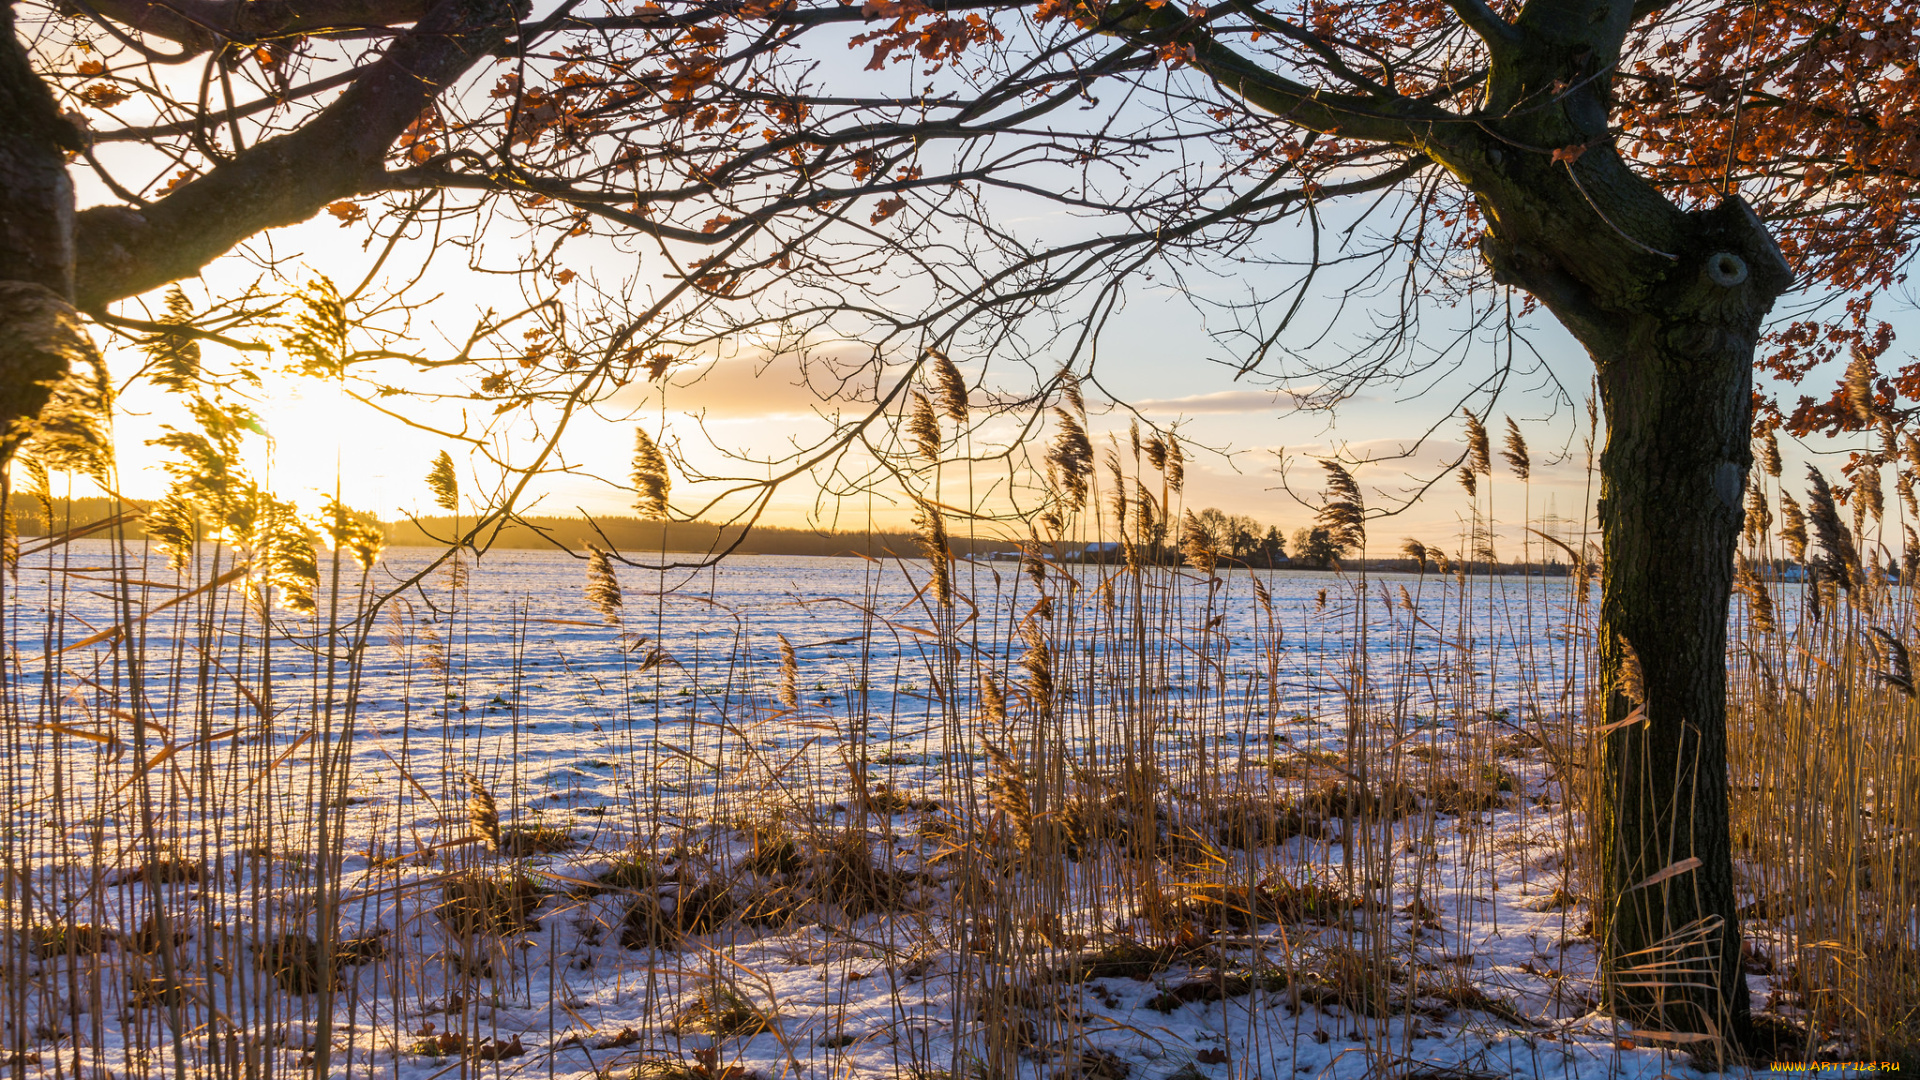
top-left (0, 2), bottom-right (86, 453)
top-left (1489, 191), bottom-right (1790, 1034)
top-left (1446, 1), bottom-right (1795, 1035)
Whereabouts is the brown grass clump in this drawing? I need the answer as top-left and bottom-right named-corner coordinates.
top-left (591, 853), bottom-right (660, 893)
top-left (1291, 944), bottom-right (1411, 1018)
top-left (436, 871), bottom-right (545, 937)
top-left (1422, 774), bottom-right (1513, 815)
top-left (497, 822), bottom-right (575, 857)
top-left (257, 931), bottom-right (386, 994)
top-left (1144, 968), bottom-right (1287, 1013)
top-left (864, 783), bottom-right (939, 815)
top-left (1265, 747), bottom-right (1343, 780)
top-left (1058, 791), bottom-right (1148, 857)
top-left (1037, 1046), bottom-right (1132, 1080)
top-left (808, 834), bottom-right (914, 918)
top-left (1053, 937), bottom-right (1195, 983)
top-left (671, 980), bottom-right (772, 1038)
top-left (1209, 794), bottom-right (1319, 849)
top-left (1176, 876), bottom-right (1364, 929)
top-left (1298, 779), bottom-right (1417, 823)
top-left (740, 824), bottom-right (804, 877)
top-left (619, 878), bottom-right (737, 948)
top-left (107, 854), bottom-right (204, 886)
top-left (28, 922), bottom-right (116, 958)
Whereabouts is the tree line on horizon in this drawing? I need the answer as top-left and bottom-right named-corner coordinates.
top-left (7, 495), bottom-right (1565, 571)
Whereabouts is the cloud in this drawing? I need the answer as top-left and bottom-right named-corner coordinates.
top-left (1130, 390), bottom-right (1284, 415)
top-left (612, 347), bottom-right (892, 419)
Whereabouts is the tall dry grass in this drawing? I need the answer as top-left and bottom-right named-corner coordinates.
top-left (0, 396), bottom-right (1911, 1080)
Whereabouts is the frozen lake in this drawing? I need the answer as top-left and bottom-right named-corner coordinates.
top-left (6, 540), bottom-right (1597, 810)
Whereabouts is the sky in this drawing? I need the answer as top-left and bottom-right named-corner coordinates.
top-left (88, 210), bottom-right (1613, 554)
top-left (63, 18), bottom-right (1916, 555)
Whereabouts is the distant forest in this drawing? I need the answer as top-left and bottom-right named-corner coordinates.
top-left (7, 496), bottom-right (1576, 574)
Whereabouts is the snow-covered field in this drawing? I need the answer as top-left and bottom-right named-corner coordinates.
top-left (0, 542), bottom-right (1853, 1079)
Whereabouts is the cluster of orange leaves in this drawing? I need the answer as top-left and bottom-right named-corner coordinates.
top-left (1617, 0), bottom-right (1918, 433)
top-left (850, 0), bottom-right (1003, 71)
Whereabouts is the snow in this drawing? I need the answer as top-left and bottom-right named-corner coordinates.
top-left (0, 543), bottom-right (1859, 1078)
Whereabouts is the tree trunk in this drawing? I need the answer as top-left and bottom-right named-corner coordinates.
top-left (1579, 199), bottom-right (1787, 1038)
top-left (0, 2), bottom-right (84, 454)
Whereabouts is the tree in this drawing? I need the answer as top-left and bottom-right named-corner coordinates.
top-left (4, 0), bottom-right (1918, 1039)
top-left (1257, 526), bottom-right (1286, 567)
top-left (1290, 526), bottom-right (1346, 569)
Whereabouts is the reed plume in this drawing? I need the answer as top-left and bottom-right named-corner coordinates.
top-left (631, 428), bottom-right (671, 519)
top-left (1046, 408), bottom-right (1093, 511)
top-left (1058, 366), bottom-right (1085, 416)
top-left (1906, 525), bottom-right (1920, 582)
top-left (1144, 435), bottom-right (1165, 472)
top-left (21, 457), bottom-right (48, 517)
top-left (776, 634), bottom-right (799, 709)
top-left (252, 497), bottom-right (319, 614)
top-left (585, 544), bottom-right (623, 623)
top-left (1428, 546), bottom-right (1452, 575)
top-left (1021, 545), bottom-right (1046, 589)
top-left (320, 496), bottom-right (383, 571)
top-left (1762, 429), bottom-right (1783, 477)
top-left (1905, 432), bottom-right (1920, 473)
top-left (1899, 470), bottom-right (1917, 518)
top-left (930, 349), bottom-right (969, 423)
top-left (1871, 627), bottom-right (1915, 698)
top-left (1105, 448), bottom-right (1128, 534)
top-left (22, 336), bottom-right (115, 482)
top-left (1020, 619), bottom-right (1053, 717)
top-left (979, 672), bottom-right (1007, 727)
top-left (909, 391), bottom-right (942, 462)
top-left (1616, 637), bottom-right (1647, 706)
top-left (427, 451), bottom-right (459, 514)
top-left (1735, 552), bottom-right (1777, 634)
top-left (142, 286), bottom-right (202, 394)
top-left (1845, 344), bottom-right (1876, 425)
top-left (443, 547), bottom-right (468, 593)
top-left (467, 773), bottom-right (502, 854)
top-left (382, 602), bottom-right (412, 655)
top-left (984, 742), bottom-right (1034, 853)
top-left (1744, 483), bottom-right (1772, 546)
top-left (1861, 463), bottom-right (1885, 522)
top-left (421, 618), bottom-right (449, 676)
top-left (1180, 511), bottom-right (1218, 577)
top-left (1458, 465), bottom-right (1477, 498)
top-left (1133, 480), bottom-right (1159, 547)
top-left (1165, 436), bottom-right (1185, 493)
top-left (146, 489), bottom-right (198, 572)
top-left (1501, 417), bottom-right (1530, 481)
top-left (1780, 492), bottom-right (1809, 562)
top-left (913, 498), bottom-right (953, 608)
top-left (1316, 459), bottom-right (1365, 553)
top-left (1129, 419), bottom-right (1141, 460)
top-left (1463, 410), bottom-right (1491, 476)
top-left (1400, 537), bottom-right (1428, 570)
top-left (1804, 465), bottom-right (1861, 590)
top-left (286, 276), bottom-right (350, 378)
